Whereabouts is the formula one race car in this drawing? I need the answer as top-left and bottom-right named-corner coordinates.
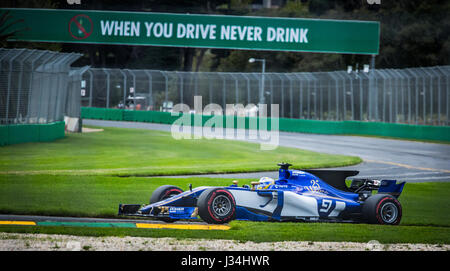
top-left (119, 163), bottom-right (405, 225)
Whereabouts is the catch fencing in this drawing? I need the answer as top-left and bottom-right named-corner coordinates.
top-left (0, 48), bottom-right (81, 125)
top-left (81, 66), bottom-right (450, 126)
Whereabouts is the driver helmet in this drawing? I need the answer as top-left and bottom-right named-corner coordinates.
top-left (256, 177), bottom-right (275, 190)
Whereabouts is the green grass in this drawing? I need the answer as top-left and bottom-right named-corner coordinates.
top-left (0, 125), bottom-right (447, 245)
top-left (1, 223), bottom-right (449, 245)
top-left (0, 126), bottom-right (361, 176)
top-left (0, 174), bottom-right (449, 244)
top-left (0, 175), bottom-right (231, 218)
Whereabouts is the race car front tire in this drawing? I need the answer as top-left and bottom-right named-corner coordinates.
top-left (150, 185), bottom-right (184, 223)
top-left (362, 194), bottom-right (402, 225)
top-left (197, 188), bottom-right (236, 224)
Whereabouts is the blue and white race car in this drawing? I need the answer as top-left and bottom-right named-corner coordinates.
top-left (119, 163), bottom-right (405, 225)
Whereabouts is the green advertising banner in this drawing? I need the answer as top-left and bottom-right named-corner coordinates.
top-left (3, 8), bottom-right (380, 55)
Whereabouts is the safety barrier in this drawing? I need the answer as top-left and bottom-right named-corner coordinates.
top-left (81, 107), bottom-right (450, 142)
top-left (81, 66), bottom-right (450, 126)
top-left (0, 121), bottom-right (65, 146)
top-left (279, 119), bottom-right (450, 142)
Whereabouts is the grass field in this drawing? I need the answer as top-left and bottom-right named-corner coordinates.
top-left (0, 175), bottom-right (449, 244)
top-left (0, 126), bottom-right (361, 176)
top-left (0, 126), bottom-right (448, 245)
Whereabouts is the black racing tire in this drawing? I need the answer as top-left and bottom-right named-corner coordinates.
top-left (197, 188), bottom-right (236, 224)
top-left (150, 185), bottom-right (184, 223)
top-left (362, 194), bottom-right (402, 225)
top-left (150, 185), bottom-right (184, 204)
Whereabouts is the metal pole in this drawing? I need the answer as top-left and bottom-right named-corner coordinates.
top-left (53, 54), bottom-right (72, 122)
top-left (368, 54), bottom-right (377, 121)
top-left (144, 70), bottom-right (153, 109)
top-left (241, 73), bottom-right (251, 105)
top-left (312, 74), bottom-right (318, 119)
top-left (436, 66), bottom-right (449, 125)
top-left (118, 69), bottom-right (127, 109)
top-left (102, 68), bottom-right (110, 108)
top-left (268, 75), bottom-right (273, 111)
top-left (407, 72), bottom-right (412, 124)
top-left (329, 72), bottom-right (340, 120)
top-left (15, 50), bottom-right (35, 121)
top-left (349, 73), bottom-right (354, 120)
top-left (387, 70), bottom-right (393, 123)
top-left (261, 59), bottom-right (266, 106)
top-left (318, 74), bottom-right (323, 120)
top-left (435, 68), bottom-right (441, 125)
top-left (25, 51), bottom-right (46, 123)
top-left (414, 70), bottom-right (419, 124)
top-left (334, 72), bottom-right (348, 121)
top-left (286, 74), bottom-right (294, 118)
top-left (176, 72), bottom-right (184, 105)
top-left (404, 69), bottom-right (420, 125)
top-left (126, 69), bottom-right (136, 110)
top-left (194, 72), bottom-right (198, 97)
top-left (208, 75), bottom-right (213, 105)
top-left (421, 70), bottom-right (426, 124)
top-left (218, 73), bottom-right (226, 110)
top-left (421, 68), bottom-right (435, 125)
top-left (251, 73), bottom-right (261, 107)
top-left (87, 69), bottom-right (94, 107)
top-left (293, 73), bottom-right (304, 119)
top-left (274, 73), bottom-right (286, 118)
top-left (160, 71), bottom-right (169, 103)
top-left (392, 69), bottom-right (405, 123)
top-left (37, 52), bottom-right (56, 123)
top-left (230, 73), bottom-right (239, 104)
top-left (328, 74), bottom-right (333, 120)
top-left (6, 49), bottom-right (25, 123)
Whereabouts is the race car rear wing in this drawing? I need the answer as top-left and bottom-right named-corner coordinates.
top-left (377, 180), bottom-right (406, 198)
top-left (302, 169), bottom-right (405, 198)
top-left (350, 179), bottom-right (406, 198)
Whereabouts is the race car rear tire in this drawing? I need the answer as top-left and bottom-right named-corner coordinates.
top-left (362, 194), bottom-right (402, 225)
top-left (197, 188), bottom-right (236, 224)
top-left (150, 185), bottom-right (184, 223)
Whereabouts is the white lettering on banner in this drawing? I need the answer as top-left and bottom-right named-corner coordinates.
top-left (114, 21), bottom-right (123, 36)
top-left (100, 20), bottom-right (114, 35)
top-left (100, 20), bottom-right (307, 44)
top-left (176, 23), bottom-right (217, 40)
top-left (145, 22), bottom-right (172, 38)
top-left (101, 20), bottom-right (140, 37)
top-left (220, 25), bottom-right (262, 41)
top-left (267, 27), bottom-right (308, 43)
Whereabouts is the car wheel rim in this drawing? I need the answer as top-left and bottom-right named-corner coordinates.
top-left (212, 195), bottom-right (231, 216)
top-left (381, 202), bottom-right (398, 223)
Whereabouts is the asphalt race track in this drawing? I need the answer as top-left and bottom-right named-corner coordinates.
top-left (84, 119), bottom-right (450, 183)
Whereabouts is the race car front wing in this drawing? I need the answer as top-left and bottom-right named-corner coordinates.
top-left (118, 204), bottom-right (199, 220)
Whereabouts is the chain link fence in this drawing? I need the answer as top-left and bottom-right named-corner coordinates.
top-left (0, 48), bottom-right (81, 125)
top-left (2, 47), bottom-right (447, 135)
top-left (81, 66), bottom-right (450, 126)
